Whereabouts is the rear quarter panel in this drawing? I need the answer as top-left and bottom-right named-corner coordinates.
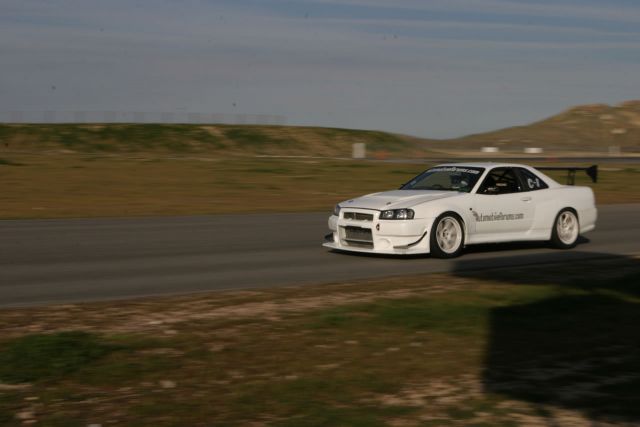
top-left (531, 185), bottom-right (597, 234)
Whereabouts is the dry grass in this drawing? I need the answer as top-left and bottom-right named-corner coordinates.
top-left (0, 153), bottom-right (420, 218)
top-left (0, 152), bottom-right (638, 219)
top-left (444, 100), bottom-right (640, 153)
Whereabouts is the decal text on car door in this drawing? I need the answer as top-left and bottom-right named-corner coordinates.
top-left (472, 211), bottom-right (525, 222)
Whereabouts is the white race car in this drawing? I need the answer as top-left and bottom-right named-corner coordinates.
top-left (323, 162), bottom-right (597, 258)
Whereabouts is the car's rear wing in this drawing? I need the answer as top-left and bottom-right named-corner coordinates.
top-left (535, 165), bottom-right (598, 185)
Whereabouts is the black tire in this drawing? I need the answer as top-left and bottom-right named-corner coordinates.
top-left (430, 213), bottom-right (465, 258)
top-left (550, 208), bottom-right (579, 249)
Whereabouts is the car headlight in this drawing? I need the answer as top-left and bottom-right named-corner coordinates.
top-left (380, 209), bottom-right (415, 220)
top-left (333, 204), bottom-right (341, 216)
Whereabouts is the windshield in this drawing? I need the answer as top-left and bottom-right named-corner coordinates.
top-left (401, 166), bottom-right (485, 193)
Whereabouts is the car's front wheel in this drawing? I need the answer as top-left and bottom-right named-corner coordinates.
top-left (430, 213), bottom-right (465, 258)
top-left (550, 209), bottom-right (579, 249)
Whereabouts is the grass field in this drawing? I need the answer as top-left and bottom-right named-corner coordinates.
top-left (1, 152), bottom-right (638, 219)
top-left (0, 257), bottom-right (638, 426)
top-left (1, 122), bottom-right (639, 219)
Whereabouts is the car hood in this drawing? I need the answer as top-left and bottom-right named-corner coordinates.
top-left (341, 190), bottom-right (462, 211)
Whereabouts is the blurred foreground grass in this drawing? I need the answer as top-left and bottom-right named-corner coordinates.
top-left (0, 257), bottom-right (639, 425)
top-left (0, 152), bottom-right (638, 219)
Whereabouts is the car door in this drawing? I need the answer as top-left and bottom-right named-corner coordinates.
top-left (471, 167), bottom-right (534, 240)
top-left (513, 166), bottom-right (553, 229)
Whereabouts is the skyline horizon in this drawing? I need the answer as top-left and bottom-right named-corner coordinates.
top-left (2, 97), bottom-right (638, 141)
top-left (2, 0), bottom-right (639, 138)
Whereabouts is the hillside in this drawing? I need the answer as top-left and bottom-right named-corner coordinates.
top-left (439, 100), bottom-right (640, 154)
top-left (2, 100), bottom-right (639, 157)
top-left (0, 124), bottom-right (431, 158)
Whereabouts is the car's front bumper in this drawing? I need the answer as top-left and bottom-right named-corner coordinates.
top-left (322, 210), bottom-right (432, 255)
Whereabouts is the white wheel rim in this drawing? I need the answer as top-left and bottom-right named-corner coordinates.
top-left (557, 211), bottom-right (578, 245)
top-left (436, 217), bottom-right (462, 254)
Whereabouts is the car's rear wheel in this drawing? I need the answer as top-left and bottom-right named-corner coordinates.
top-left (430, 213), bottom-right (464, 258)
top-left (551, 209), bottom-right (579, 249)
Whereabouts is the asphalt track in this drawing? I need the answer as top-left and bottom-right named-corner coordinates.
top-left (1, 204), bottom-right (639, 307)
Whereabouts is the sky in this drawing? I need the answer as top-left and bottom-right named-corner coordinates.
top-left (1, 0), bottom-right (639, 138)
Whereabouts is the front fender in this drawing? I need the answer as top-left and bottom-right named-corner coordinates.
top-left (414, 203), bottom-right (471, 242)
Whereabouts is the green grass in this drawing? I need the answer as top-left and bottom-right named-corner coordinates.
top-left (1, 260), bottom-right (637, 425)
top-left (481, 271), bottom-right (640, 419)
top-left (231, 377), bottom-right (411, 427)
top-left (309, 298), bottom-right (490, 336)
top-left (0, 331), bottom-right (117, 383)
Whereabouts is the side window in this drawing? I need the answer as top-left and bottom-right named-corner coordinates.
top-left (478, 168), bottom-right (522, 195)
top-left (517, 168), bottom-right (549, 191)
